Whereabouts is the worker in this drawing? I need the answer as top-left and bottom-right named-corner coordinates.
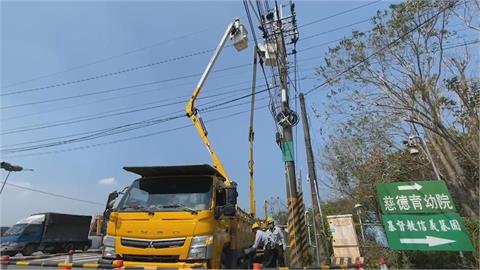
top-left (266, 217), bottom-right (286, 267)
top-left (244, 222), bottom-right (275, 268)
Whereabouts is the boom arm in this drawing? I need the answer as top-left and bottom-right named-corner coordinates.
top-left (186, 19), bottom-right (245, 186)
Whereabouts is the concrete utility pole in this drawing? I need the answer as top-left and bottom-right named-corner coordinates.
top-left (299, 93), bottom-right (329, 263)
top-left (273, 9), bottom-right (309, 268)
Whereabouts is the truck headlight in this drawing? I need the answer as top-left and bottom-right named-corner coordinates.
top-left (102, 235), bottom-right (116, 259)
top-left (187, 235), bottom-right (213, 260)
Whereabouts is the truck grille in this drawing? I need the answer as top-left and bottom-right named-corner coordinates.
top-left (122, 254), bottom-right (180, 263)
top-left (121, 238), bottom-right (185, 249)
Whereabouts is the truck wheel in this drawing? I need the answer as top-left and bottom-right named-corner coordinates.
top-left (21, 244), bottom-right (37, 256)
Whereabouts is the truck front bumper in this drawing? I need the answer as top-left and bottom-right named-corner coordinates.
top-left (99, 258), bottom-right (208, 269)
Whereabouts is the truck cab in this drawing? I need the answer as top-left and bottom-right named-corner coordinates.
top-left (101, 164), bottom-right (254, 268)
top-left (0, 215), bottom-right (44, 256)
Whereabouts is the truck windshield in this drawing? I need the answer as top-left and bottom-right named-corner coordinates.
top-left (3, 224), bottom-right (27, 236)
top-left (117, 177), bottom-right (212, 212)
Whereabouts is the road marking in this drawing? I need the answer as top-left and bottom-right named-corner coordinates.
top-left (397, 183), bottom-right (423, 191)
top-left (400, 236), bottom-right (456, 247)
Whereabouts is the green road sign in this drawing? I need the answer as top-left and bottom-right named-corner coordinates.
top-left (376, 180), bottom-right (456, 214)
top-left (382, 213), bottom-right (473, 251)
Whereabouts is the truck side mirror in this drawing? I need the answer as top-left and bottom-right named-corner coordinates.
top-left (223, 182), bottom-right (238, 217)
top-left (222, 204), bottom-right (236, 217)
top-left (225, 182), bottom-right (238, 206)
top-left (106, 191), bottom-right (119, 210)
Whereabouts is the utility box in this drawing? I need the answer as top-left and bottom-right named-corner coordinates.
top-left (258, 43), bottom-right (278, 66)
top-left (327, 214), bottom-right (361, 258)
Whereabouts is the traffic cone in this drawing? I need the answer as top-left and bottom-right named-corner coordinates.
top-left (113, 259), bottom-right (124, 269)
top-left (355, 258), bottom-right (364, 270)
top-left (60, 250), bottom-right (74, 270)
top-left (253, 263), bottom-right (262, 270)
top-left (1, 255), bottom-right (10, 265)
top-left (378, 257), bottom-right (389, 270)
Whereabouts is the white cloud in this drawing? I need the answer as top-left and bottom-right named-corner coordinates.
top-left (98, 177), bottom-right (117, 185)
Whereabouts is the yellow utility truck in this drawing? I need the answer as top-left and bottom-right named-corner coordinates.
top-left (100, 18), bottom-right (255, 268)
top-left (100, 165), bottom-right (253, 268)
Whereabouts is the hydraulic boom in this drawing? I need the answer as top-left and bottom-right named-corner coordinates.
top-left (185, 19), bottom-right (248, 186)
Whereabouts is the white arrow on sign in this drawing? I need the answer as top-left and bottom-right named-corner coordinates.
top-left (398, 183), bottom-right (423, 191)
top-left (400, 236), bottom-right (456, 247)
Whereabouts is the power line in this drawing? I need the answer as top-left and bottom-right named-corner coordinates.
top-left (0, 74), bottom-right (316, 141)
top-left (0, 181), bottom-right (104, 206)
top-left (1, 28), bottom-right (213, 90)
top-left (2, 87), bottom-right (274, 153)
top-left (304, 2), bottom-right (464, 96)
top-left (1, 72), bottom-right (252, 121)
top-left (0, 83), bottom-right (266, 135)
top-left (3, 102), bottom-right (271, 158)
top-left (299, 0), bottom-right (382, 28)
top-left (301, 18), bottom-right (372, 41)
top-left (3, 36), bottom-right (471, 138)
top-left (0, 63), bottom-right (251, 110)
top-left (0, 56), bottom-right (320, 113)
top-left (3, 15), bottom-right (379, 100)
top-left (1, 47), bottom-right (222, 97)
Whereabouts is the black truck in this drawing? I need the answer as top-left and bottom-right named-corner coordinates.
top-left (0, 213), bottom-right (92, 256)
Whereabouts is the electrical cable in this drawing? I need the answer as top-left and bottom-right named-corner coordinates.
top-left (0, 83), bottom-right (268, 135)
top-left (0, 181), bottom-right (104, 206)
top-left (298, 0), bottom-right (382, 28)
top-left (1, 19), bottom-right (393, 110)
top-left (0, 62), bottom-right (251, 110)
top-left (2, 28), bottom-right (213, 90)
top-left (243, 0), bottom-right (282, 133)
top-left (3, 102), bottom-right (272, 158)
top-left (2, 87), bottom-right (273, 153)
top-left (1, 47), bottom-right (224, 97)
top-left (301, 18), bottom-right (372, 41)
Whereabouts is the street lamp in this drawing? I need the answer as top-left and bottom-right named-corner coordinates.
top-left (353, 203), bottom-right (365, 243)
top-left (403, 135), bottom-right (442, 180)
top-left (0, 161), bottom-right (32, 195)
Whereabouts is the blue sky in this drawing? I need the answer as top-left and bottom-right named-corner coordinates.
top-left (0, 0), bottom-right (405, 226)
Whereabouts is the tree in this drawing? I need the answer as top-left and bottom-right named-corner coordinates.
top-left (317, 0), bottom-right (479, 215)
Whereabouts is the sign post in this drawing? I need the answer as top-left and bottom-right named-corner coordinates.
top-left (376, 180), bottom-right (473, 251)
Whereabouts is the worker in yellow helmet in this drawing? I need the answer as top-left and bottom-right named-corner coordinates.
top-left (243, 222), bottom-right (275, 268)
top-left (266, 217), bottom-right (286, 267)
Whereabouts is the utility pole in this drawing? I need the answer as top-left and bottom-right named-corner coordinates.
top-left (272, 5), bottom-right (309, 268)
top-left (299, 93), bottom-right (329, 264)
top-left (253, 1), bottom-right (309, 266)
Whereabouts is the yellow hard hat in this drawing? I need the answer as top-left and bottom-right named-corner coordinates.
top-left (252, 222), bottom-right (260, 230)
top-left (266, 217), bottom-right (274, 224)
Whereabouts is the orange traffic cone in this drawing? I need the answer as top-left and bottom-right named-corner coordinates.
top-left (113, 259), bottom-right (124, 269)
top-left (1, 255), bottom-right (10, 266)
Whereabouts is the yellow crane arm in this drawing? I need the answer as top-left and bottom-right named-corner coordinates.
top-left (186, 19), bottom-right (247, 186)
top-left (248, 47), bottom-right (258, 217)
